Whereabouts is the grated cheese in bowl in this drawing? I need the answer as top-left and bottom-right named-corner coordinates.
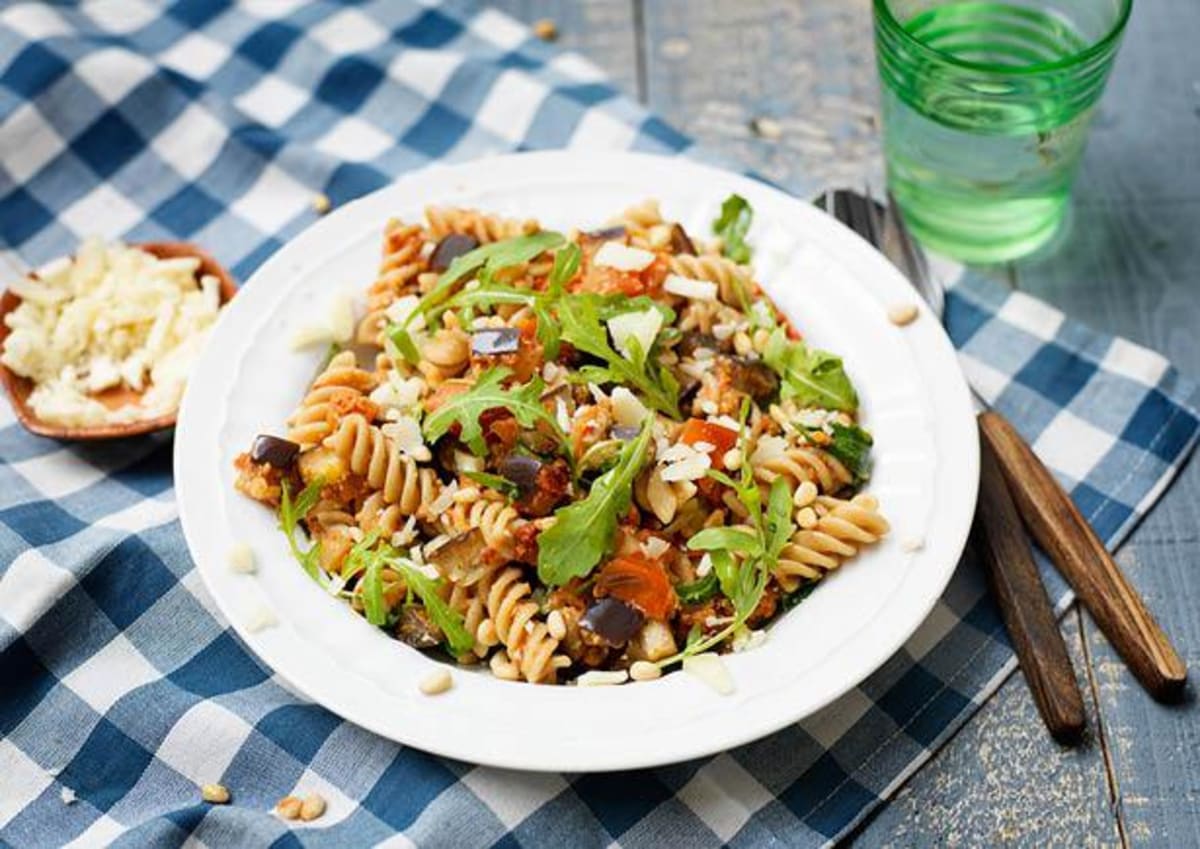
top-left (0, 238), bottom-right (225, 427)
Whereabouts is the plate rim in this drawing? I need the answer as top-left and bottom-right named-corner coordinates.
top-left (175, 150), bottom-right (979, 772)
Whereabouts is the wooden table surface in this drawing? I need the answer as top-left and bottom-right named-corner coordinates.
top-left (496, 1), bottom-right (1200, 846)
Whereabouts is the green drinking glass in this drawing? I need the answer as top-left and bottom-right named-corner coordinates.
top-left (874, 0), bottom-right (1132, 263)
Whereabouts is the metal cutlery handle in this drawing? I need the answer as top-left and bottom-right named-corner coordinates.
top-left (979, 411), bottom-right (1188, 701)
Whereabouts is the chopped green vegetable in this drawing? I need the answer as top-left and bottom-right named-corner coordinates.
top-left (393, 561), bottom-right (475, 655)
top-left (537, 421), bottom-right (653, 585)
top-left (387, 323), bottom-right (421, 366)
top-left (763, 326), bottom-right (859, 412)
top-left (547, 242), bottom-right (581, 293)
top-left (675, 571), bottom-right (720, 604)
top-left (463, 470), bottom-right (520, 499)
top-left (825, 422), bottom-right (874, 483)
top-left (279, 477), bottom-right (325, 582)
top-left (422, 367), bottom-right (566, 456)
top-left (341, 529), bottom-right (383, 579)
top-left (687, 527), bottom-right (761, 554)
top-left (557, 294), bottom-right (680, 418)
top-left (712, 194), bottom-right (753, 264)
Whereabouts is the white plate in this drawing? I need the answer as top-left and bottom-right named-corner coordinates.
top-left (176, 151), bottom-right (978, 772)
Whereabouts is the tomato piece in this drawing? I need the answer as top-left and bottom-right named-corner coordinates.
top-left (595, 553), bottom-right (676, 620)
top-left (679, 418), bottom-right (738, 467)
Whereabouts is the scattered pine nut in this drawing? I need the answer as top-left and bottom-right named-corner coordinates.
top-left (722, 448), bottom-right (742, 470)
top-left (630, 660), bottom-right (662, 681)
top-left (887, 303), bottom-right (919, 326)
top-left (660, 37), bottom-right (691, 59)
top-left (576, 669), bottom-right (629, 687)
top-left (276, 796), bottom-right (303, 820)
top-left (201, 783), bottom-right (230, 804)
top-left (749, 116), bottom-right (784, 141)
top-left (533, 18), bottom-right (557, 41)
top-left (418, 668), bottom-right (453, 696)
top-left (901, 536), bottom-right (925, 553)
top-left (299, 793), bottom-right (326, 822)
top-left (227, 542), bottom-right (256, 574)
top-left (311, 193), bottom-right (331, 214)
top-left (796, 507), bottom-right (819, 529)
top-left (546, 609), bottom-right (567, 641)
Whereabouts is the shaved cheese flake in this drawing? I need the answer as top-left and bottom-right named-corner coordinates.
top-left (328, 292), bottom-right (356, 343)
top-left (610, 386), bottom-right (649, 428)
top-left (682, 653), bottom-right (734, 695)
top-left (381, 415), bottom-right (432, 462)
top-left (663, 274), bottom-right (718, 301)
top-left (593, 241), bottom-right (655, 272)
top-left (606, 308), bottom-right (663, 361)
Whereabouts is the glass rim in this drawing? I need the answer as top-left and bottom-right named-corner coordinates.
top-left (873, 0), bottom-right (1133, 75)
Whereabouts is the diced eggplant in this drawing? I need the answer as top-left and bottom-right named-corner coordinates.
top-left (580, 597), bottom-right (645, 647)
top-left (426, 529), bottom-right (487, 578)
top-left (723, 355), bottom-right (780, 404)
top-left (395, 606), bottom-right (443, 649)
top-left (583, 225), bottom-right (627, 241)
top-left (471, 327), bottom-right (521, 356)
top-left (610, 425), bottom-right (641, 442)
top-left (429, 233), bottom-right (480, 272)
top-left (678, 331), bottom-right (719, 359)
top-left (250, 434), bottom-right (300, 468)
top-left (516, 457), bottom-right (571, 518)
top-left (499, 453), bottom-right (542, 496)
top-left (669, 223), bottom-right (697, 256)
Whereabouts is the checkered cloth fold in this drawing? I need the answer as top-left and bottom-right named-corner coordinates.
top-left (0, 2), bottom-right (1195, 847)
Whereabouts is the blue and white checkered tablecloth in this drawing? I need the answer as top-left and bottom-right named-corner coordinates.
top-left (0, 3), bottom-right (1196, 847)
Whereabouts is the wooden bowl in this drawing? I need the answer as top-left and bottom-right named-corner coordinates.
top-left (0, 241), bottom-right (238, 441)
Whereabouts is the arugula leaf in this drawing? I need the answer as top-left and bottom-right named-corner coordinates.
top-left (710, 549), bottom-right (741, 604)
top-left (463, 470), bottom-right (519, 499)
top-left (687, 527), bottom-right (762, 554)
top-left (825, 423), bottom-right (874, 483)
top-left (763, 326), bottom-right (859, 412)
top-left (422, 367), bottom-right (565, 456)
top-left (764, 477), bottom-right (795, 562)
top-left (408, 231), bottom-right (566, 327)
top-left (279, 477), bottom-right (325, 582)
top-left (340, 529), bottom-right (383, 579)
top-left (547, 242), bottom-right (581, 293)
top-left (387, 323), bottom-right (421, 366)
top-left (675, 571), bottom-right (719, 604)
top-left (537, 421), bottom-right (653, 585)
top-left (557, 294), bottom-right (680, 419)
top-left (712, 194), bottom-right (753, 264)
top-left (360, 550), bottom-right (389, 626)
top-left (393, 561), bottom-right (475, 655)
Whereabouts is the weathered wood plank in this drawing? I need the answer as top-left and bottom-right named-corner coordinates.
top-left (488, 0), bottom-right (641, 96)
top-left (856, 612), bottom-right (1121, 849)
top-left (639, 0), bottom-right (883, 197)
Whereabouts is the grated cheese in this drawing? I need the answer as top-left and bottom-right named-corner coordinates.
top-left (1, 238), bottom-right (223, 427)
top-left (663, 274), bottom-right (718, 301)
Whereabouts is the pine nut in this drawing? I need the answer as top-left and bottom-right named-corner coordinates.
top-left (418, 668), bottom-right (453, 696)
top-left (311, 193), bottom-right (331, 215)
top-left (796, 507), bottom-right (818, 529)
top-left (200, 783), bottom-right (230, 804)
top-left (299, 793), bottom-right (326, 822)
top-left (887, 303), bottom-right (919, 326)
top-left (546, 610), bottom-right (567, 641)
top-left (227, 542), bottom-right (256, 574)
top-left (630, 661), bottom-right (662, 681)
top-left (722, 448), bottom-right (742, 470)
top-left (533, 18), bottom-right (557, 41)
top-left (793, 480), bottom-right (818, 508)
top-left (276, 796), bottom-right (302, 820)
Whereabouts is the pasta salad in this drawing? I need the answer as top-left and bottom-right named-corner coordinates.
top-left (234, 196), bottom-right (888, 686)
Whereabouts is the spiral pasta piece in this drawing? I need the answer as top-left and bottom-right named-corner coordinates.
top-left (358, 219), bottom-right (428, 344)
top-left (323, 414), bottom-right (440, 513)
top-left (754, 445), bottom-right (853, 495)
top-left (485, 567), bottom-right (560, 683)
top-left (775, 494), bottom-right (889, 589)
top-left (667, 254), bottom-right (755, 307)
top-left (286, 352), bottom-right (379, 447)
top-left (439, 493), bottom-right (520, 555)
top-left (425, 206), bottom-right (539, 243)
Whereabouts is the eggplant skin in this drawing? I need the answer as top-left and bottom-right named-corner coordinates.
top-left (430, 234), bottom-right (480, 272)
top-left (580, 597), bottom-right (645, 646)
